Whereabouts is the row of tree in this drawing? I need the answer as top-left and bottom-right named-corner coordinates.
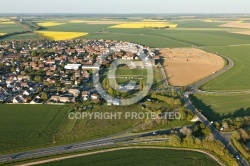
top-left (0, 30), bottom-right (32, 40)
top-left (232, 128), bottom-right (250, 162)
top-left (213, 116), bottom-right (250, 132)
top-left (168, 133), bottom-right (238, 166)
top-left (139, 123), bottom-right (238, 166)
top-left (158, 123), bottom-right (238, 166)
top-left (103, 77), bottom-right (130, 98)
top-left (151, 93), bottom-right (181, 106)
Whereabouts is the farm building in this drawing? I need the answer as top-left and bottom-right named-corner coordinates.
top-left (82, 65), bottom-right (100, 70)
top-left (107, 99), bottom-right (120, 106)
top-left (68, 89), bottom-right (80, 97)
top-left (64, 64), bottom-right (100, 70)
top-left (64, 64), bottom-right (81, 70)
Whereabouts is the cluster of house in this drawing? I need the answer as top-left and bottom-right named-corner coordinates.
top-left (48, 89), bottom-right (100, 104)
top-left (0, 39), bottom-right (159, 104)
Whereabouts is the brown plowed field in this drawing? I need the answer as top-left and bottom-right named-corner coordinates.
top-left (161, 48), bottom-right (224, 86)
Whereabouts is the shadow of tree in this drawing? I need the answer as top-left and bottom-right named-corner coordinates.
top-left (157, 54), bottom-right (164, 66)
top-left (153, 55), bottom-right (173, 88)
top-left (38, 27), bottom-right (47, 31)
top-left (190, 95), bottom-right (221, 121)
top-left (229, 107), bottom-right (250, 119)
top-left (191, 95), bottom-right (250, 121)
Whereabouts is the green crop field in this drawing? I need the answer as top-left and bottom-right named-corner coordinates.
top-left (83, 32), bottom-right (189, 48)
top-left (83, 28), bottom-right (250, 48)
top-left (38, 23), bottom-right (112, 33)
top-left (153, 66), bottom-right (164, 89)
top-left (0, 105), bottom-right (70, 153)
top-left (0, 22), bottom-right (25, 33)
top-left (202, 46), bottom-right (250, 91)
top-left (34, 20), bottom-right (190, 48)
top-left (176, 20), bottom-right (223, 28)
top-left (54, 105), bottom-right (143, 143)
top-left (153, 30), bottom-right (250, 46)
top-left (108, 28), bottom-right (159, 34)
top-left (105, 67), bottom-right (162, 88)
top-left (2, 18), bottom-right (250, 49)
top-left (191, 93), bottom-right (250, 120)
top-left (0, 33), bottom-right (40, 41)
top-left (38, 148), bottom-right (219, 166)
top-left (114, 68), bottom-right (147, 84)
top-left (115, 68), bottom-right (147, 76)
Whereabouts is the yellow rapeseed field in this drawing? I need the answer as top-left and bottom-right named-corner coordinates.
top-left (0, 21), bottom-right (15, 24)
top-left (0, 18), bottom-right (11, 21)
top-left (36, 31), bottom-right (88, 40)
top-left (0, 33), bottom-right (6, 36)
top-left (37, 22), bottom-right (65, 27)
top-left (70, 20), bottom-right (125, 24)
top-left (203, 19), bottom-right (213, 22)
top-left (109, 22), bottom-right (178, 28)
top-left (70, 20), bottom-right (88, 23)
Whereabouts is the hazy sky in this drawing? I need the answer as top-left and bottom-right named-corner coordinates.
top-left (1, 0), bottom-right (250, 13)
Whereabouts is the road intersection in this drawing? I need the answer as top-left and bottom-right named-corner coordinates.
top-left (0, 51), bottom-right (249, 166)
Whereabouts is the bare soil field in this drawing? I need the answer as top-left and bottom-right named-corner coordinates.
top-left (232, 31), bottom-right (250, 36)
top-left (161, 48), bottom-right (224, 86)
top-left (220, 22), bottom-right (250, 29)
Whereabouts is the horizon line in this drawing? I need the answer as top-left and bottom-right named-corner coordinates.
top-left (0, 13), bottom-right (250, 15)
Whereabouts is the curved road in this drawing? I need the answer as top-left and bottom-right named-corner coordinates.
top-left (191, 49), bottom-right (235, 90)
top-left (0, 50), bottom-right (248, 166)
top-left (0, 127), bottom-right (179, 164)
top-left (183, 95), bottom-right (249, 166)
top-left (185, 50), bottom-right (249, 166)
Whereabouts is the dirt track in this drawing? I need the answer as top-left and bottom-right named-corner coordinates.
top-left (161, 48), bottom-right (224, 86)
top-left (17, 146), bottom-right (224, 166)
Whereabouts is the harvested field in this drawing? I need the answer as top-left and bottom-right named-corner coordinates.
top-left (161, 48), bottom-right (224, 86)
top-left (220, 21), bottom-right (250, 29)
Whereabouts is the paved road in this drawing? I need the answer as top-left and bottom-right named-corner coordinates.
top-left (191, 50), bottom-right (235, 90)
top-left (180, 50), bottom-right (250, 165)
top-left (0, 127), bottom-right (178, 163)
top-left (0, 50), bottom-right (247, 165)
top-left (183, 94), bottom-right (249, 166)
